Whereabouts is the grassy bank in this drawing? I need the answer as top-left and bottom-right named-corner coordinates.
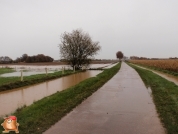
top-left (0, 68), bottom-right (14, 75)
top-left (0, 62), bottom-right (121, 134)
top-left (0, 70), bottom-right (84, 92)
top-left (128, 62), bottom-right (178, 76)
top-left (129, 63), bottom-right (178, 134)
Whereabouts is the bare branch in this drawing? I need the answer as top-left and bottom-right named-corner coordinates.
top-left (59, 29), bottom-right (101, 69)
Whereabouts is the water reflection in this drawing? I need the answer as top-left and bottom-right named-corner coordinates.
top-left (0, 70), bottom-right (101, 117)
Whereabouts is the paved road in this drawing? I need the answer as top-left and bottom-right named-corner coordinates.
top-left (43, 62), bottom-right (165, 134)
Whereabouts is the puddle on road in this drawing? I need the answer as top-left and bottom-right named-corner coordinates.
top-left (0, 70), bottom-right (101, 117)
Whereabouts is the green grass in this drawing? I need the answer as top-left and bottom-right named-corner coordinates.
top-left (128, 63), bottom-right (178, 134)
top-left (0, 62), bottom-right (121, 134)
top-left (0, 68), bottom-right (15, 75)
top-left (128, 62), bottom-right (178, 76)
top-left (0, 70), bottom-right (83, 92)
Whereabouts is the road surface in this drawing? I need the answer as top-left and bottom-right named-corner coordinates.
top-left (44, 62), bottom-right (165, 134)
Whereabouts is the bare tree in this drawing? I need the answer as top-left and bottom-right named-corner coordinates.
top-left (116, 51), bottom-right (124, 61)
top-left (59, 29), bottom-right (101, 70)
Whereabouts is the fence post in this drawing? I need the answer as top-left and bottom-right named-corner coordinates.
top-left (74, 65), bottom-right (75, 72)
top-left (21, 70), bottom-right (23, 81)
top-left (45, 68), bottom-right (48, 75)
top-left (62, 67), bottom-right (64, 74)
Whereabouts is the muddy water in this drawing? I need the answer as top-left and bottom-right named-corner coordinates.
top-left (132, 64), bottom-right (178, 85)
top-left (0, 70), bottom-right (101, 117)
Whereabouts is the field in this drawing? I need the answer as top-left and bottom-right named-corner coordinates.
top-left (129, 59), bottom-right (178, 74)
top-left (0, 68), bottom-right (14, 75)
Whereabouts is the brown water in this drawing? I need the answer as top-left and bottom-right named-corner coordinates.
top-left (0, 70), bottom-right (101, 117)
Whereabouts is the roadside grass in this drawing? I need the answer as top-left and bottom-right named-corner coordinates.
top-left (129, 63), bottom-right (178, 134)
top-left (0, 62), bottom-right (121, 134)
top-left (0, 70), bottom-right (83, 92)
top-left (0, 68), bottom-right (15, 75)
top-left (128, 62), bottom-right (178, 76)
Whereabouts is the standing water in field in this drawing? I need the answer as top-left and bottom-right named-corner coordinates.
top-left (0, 70), bottom-right (101, 117)
top-left (0, 70), bottom-right (55, 77)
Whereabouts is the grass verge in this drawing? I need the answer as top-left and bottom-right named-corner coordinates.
top-left (128, 62), bottom-right (178, 76)
top-left (0, 68), bottom-right (15, 75)
top-left (129, 63), bottom-right (178, 134)
top-left (0, 70), bottom-right (83, 92)
top-left (0, 62), bottom-right (121, 134)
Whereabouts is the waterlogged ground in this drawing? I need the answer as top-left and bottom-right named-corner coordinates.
top-left (0, 63), bottom-right (112, 70)
top-left (0, 70), bottom-right (101, 117)
top-left (0, 63), bottom-right (113, 77)
top-left (0, 70), bottom-right (55, 77)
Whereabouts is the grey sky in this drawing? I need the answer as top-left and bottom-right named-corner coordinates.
top-left (0, 0), bottom-right (178, 60)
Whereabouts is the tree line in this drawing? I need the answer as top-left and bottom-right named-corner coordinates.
top-left (0, 54), bottom-right (53, 64)
top-left (14, 54), bottom-right (53, 63)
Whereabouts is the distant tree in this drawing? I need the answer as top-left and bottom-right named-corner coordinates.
top-left (59, 29), bottom-right (101, 70)
top-left (0, 56), bottom-right (13, 64)
top-left (21, 54), bottom-right (28, 62)
top-left (26, 57), bottom-right (32, 63)
top-left (25, 54), bottom-right (53, 63)
top-left (116, 51), bottom-right (124, 61)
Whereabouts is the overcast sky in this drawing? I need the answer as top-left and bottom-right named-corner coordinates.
top-left (0, 0), bottom-right (178, 60)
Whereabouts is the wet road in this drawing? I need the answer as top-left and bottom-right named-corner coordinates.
top-left (43, 62), bottom-right (165, 134)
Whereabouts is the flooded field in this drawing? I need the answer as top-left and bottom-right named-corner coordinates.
top-left (0, 63), bottom-right (115, 77)
top-left (0, 70), bottom-right (101, 117)
top-left (0, 63), bottom-right (112, 70)
top-left (0, 70), bottom-right (55, 77)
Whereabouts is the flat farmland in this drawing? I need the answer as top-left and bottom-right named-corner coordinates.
top-left (130, 59), bottom-right (178, 73)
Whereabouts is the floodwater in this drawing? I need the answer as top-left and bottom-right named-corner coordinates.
top-left (0, 65), bottom-right (71, 70)
top-left (0, 63), bottom-right (117, 77)
top-left (0, 70), bottom-right (54, 77)
top-left (103, 62), bottom-right (118, 69)
top-left (0, 64), bottom-right (113, 70)
top-left (132, 64), bottom-right (178, 86)
top-left (0, 70), bottom-right (101, 117)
